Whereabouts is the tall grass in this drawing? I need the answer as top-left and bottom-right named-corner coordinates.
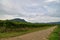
top-left (49, 25), bottom-right (60, 40)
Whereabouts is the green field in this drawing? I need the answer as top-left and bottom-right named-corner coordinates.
top-left (0, 26), bottom-right (52, 38)
top-left (49, 25), bottom-right (60, 40)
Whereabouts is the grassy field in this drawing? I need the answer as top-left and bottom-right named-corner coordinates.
top-left (49, 25), bottom-right (60, 40)
top-left (0, 20), bottom-right (55, 38)
top-left (0, 26), bottom-right (52, 38)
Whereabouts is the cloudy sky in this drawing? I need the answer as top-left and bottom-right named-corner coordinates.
top-left (0, 0), bottom-right (60, 23)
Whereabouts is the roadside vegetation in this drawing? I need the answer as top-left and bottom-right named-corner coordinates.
top-left (0, 20), bottom-right (55, 38)
top-left (49, 24), bottom-right (60, 40)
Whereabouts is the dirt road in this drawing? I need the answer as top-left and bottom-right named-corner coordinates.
top-left (0, 26), bottom-right (57, 40)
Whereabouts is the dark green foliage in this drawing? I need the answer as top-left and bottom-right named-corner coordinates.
top-left (0, 20), bottom-right (55, 33)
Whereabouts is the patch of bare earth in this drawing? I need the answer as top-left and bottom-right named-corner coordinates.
top-left (0, 26), bottom-right (57, 40)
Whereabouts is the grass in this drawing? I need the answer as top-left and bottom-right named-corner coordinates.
top-left (49, 25), bottom-right (60, 40)
top-left (0, 26), bottom-right (51, 38)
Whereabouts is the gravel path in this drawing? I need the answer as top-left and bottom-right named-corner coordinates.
top-left (0, 26), bottom-right (57, 40)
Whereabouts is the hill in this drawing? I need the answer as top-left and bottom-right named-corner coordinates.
top-left (47, 22), bottom-right (60, 24)
top-left (10, 18), bottom-right (27, 22)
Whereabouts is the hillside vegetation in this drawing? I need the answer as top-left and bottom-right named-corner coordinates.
top-left (0, 19), bottom-right (56, 38)
top-left (0, 20), bottom-right (55, 33)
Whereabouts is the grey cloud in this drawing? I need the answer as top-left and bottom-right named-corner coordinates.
top-left (46, 2), bottom-right (60, 17)
top-left (0, 0), bottom-right (60, 17)
top-left (0, 0), bottom-right (60, 22)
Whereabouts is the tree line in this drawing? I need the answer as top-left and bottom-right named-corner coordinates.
top-left (0, 20), bottom-right (55, 33)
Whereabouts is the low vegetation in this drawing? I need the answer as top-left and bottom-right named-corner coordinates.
top-left (49, 25), bottom-right (60, 40)
top-left (0, 20), bottom-right (55, 38)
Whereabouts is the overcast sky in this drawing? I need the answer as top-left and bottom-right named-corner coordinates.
top-left (0, 0), bottom-right (60, 23)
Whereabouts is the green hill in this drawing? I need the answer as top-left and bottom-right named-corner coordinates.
top-left (10, 18), bottom-right (27, 22)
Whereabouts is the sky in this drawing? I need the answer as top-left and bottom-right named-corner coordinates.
top-left (0, 0), bottom-right (60, 23)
